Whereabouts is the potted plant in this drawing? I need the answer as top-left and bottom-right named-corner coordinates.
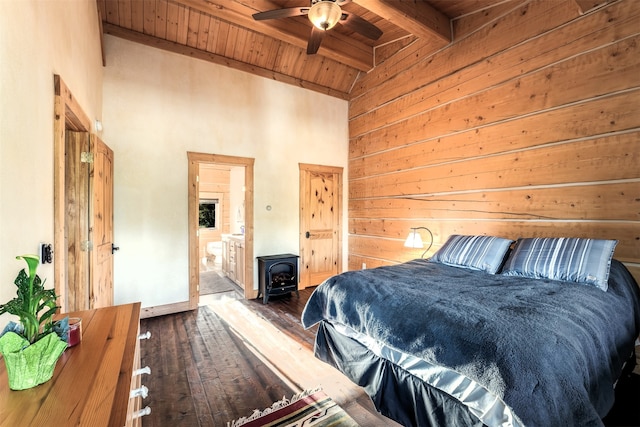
top-left (0, 254), bottom-right (68, 390)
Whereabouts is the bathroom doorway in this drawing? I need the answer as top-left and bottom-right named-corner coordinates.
top-left (187, 152), bottom-right (255, 307)
top-left (198, 164), bottom-right (242, 295)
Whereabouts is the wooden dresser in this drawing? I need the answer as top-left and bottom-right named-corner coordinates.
top-left (0, 302), bottom-right (149, 426)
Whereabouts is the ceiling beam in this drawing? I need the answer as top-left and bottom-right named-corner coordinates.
top-left (174, 0), bottom-right (374, 71)
top-left (96, 5), bottom-right (106, 66)
top-left (102, 23), bottom-right (350, 100)
top-left (351, 0), bottom-right (451, 46)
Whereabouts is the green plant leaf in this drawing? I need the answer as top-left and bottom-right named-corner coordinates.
top-left (1, 255), bottom-right (62, 344)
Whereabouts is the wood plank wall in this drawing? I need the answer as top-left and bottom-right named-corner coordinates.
top-left (348, 0), bottom-right (640, 283)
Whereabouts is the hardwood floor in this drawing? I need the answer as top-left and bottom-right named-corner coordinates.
top-left (139, 300), bottom-right (290, 426)
top-left (139, 288), bottom-right (395, 426)
top-left (140, 288), bottom-right (640, 427)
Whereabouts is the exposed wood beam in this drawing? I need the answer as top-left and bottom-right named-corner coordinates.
top-left (351, 0), bottom-right (450, 46)
top-left (174, 0), bottom-right (374, 71)
top-left (102, 23), bottom-right (350, 100)
top-left (96, 5), bottom-right (106, 66)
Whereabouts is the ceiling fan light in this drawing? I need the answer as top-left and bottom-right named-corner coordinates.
top-left (308, 1), bottom-right (341, 31)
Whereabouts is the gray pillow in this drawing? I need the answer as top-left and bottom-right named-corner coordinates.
top-left (429, 234), bottom-right (513, 274)
top-left (501, 237), bottom-right (618, 291)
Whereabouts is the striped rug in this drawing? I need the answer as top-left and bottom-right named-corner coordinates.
top-left (228, 388), bottom-right (360, 427)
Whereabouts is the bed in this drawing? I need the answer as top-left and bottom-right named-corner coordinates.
top-left (301, 236), bottom-right (640, 427)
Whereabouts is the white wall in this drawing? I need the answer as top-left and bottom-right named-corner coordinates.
top-left (102, 36), bottom-right (349, 308)
top-left (0, 1), bottom-right (103, 324)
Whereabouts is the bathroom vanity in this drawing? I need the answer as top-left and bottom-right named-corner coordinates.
top-left (221, 234), bottom-right (245, 289)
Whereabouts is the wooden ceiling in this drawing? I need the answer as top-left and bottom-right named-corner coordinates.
top-left (96, 0), bottom-right (517, 99)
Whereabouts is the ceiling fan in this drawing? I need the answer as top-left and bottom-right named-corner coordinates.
top-left (252, 0), bottom-right (383, 54)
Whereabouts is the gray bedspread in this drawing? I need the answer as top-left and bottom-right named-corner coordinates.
top-left (301, 259), bottom-right (640, 427)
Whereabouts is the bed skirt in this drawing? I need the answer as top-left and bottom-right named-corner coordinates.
top-left (314, 321), bottom-right (488, 427)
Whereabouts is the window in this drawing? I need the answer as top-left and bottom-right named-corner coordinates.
top-left (199, 199), bottom-right (219, 229)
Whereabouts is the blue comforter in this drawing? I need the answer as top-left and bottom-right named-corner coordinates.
top-left (301, 259), bottom-right (640, 426)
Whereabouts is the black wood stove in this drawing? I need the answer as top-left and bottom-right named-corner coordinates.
top-left (257, 253), bottom-right (299, 304)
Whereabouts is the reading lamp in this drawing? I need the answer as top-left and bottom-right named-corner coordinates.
top-left (404, 227), bottom-right (434, 258)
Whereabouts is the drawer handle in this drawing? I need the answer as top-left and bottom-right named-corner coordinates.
top-left (130, 385), bottom-right (149, 399)
top-left (138, 331), bottom-right (151, 340)
top-left (133, 406), bottom-right (152, 418)
top-left (134, 366), bottom-right (151, 376)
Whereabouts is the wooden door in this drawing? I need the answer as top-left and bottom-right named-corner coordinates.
top-left (299, 164), bottom-right (343, 288)
top-left (65, 131), bottom-right (91, 311)
top-left (90, 135), bottom-right (114, 308)
top-left (54, 76), bottom-right (114, 313)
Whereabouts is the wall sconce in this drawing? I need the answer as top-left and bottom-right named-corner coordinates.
top-left (404, 227), bottom-right (434, 258)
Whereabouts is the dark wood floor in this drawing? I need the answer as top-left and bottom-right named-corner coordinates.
top-left (139, 288), bottom-right (388, 426)
top-left (140, 288), bottom-right (640, 427)
top-left (139, 299), bottom-right (291, 426)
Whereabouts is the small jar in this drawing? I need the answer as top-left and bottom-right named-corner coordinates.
top-left (68, 317), bottom-right (82, 347)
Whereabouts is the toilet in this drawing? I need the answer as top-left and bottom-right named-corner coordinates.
top-left (205, 241), bottom-right (222, 268)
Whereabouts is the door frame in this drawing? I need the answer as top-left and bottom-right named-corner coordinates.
top-left (53, 75), bottom-right (93, 312)
top-left (187, 152), bottom-right (256, 307)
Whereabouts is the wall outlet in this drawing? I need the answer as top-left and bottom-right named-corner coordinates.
top-left (362, 262), bottom-right (366, 270)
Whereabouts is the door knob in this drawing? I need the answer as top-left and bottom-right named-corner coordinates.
top-left (112, 244), bottom-right (120, 254)
top-left (305, 231), bottom-right (310, 238)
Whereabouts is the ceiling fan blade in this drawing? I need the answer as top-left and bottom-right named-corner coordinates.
top-left (307, 26), bottom-right (325, 55)
top-left (340, 12), bottom-right (382, 40)
top-left (252, 7), bottom-right (309, 21)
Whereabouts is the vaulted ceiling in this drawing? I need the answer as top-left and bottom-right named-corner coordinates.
top-left (96, 0), bottom-right (595, 99)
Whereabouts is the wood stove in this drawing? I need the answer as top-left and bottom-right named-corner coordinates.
top-left (257, 254), bottom-right (299, 304)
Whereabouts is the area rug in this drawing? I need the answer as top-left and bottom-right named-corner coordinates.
top-left (228, 388), bottom-right (360, 427)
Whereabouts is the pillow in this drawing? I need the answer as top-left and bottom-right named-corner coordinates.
top-left (429, 234), bottom-right (513, 274)
top-left (501, 237), bottom-right (618, 291)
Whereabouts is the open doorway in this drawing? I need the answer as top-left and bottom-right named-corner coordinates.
top-left (187, 152), bottom-right (255, 308)
top-left (198, 164), bottom-right (243, 296)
